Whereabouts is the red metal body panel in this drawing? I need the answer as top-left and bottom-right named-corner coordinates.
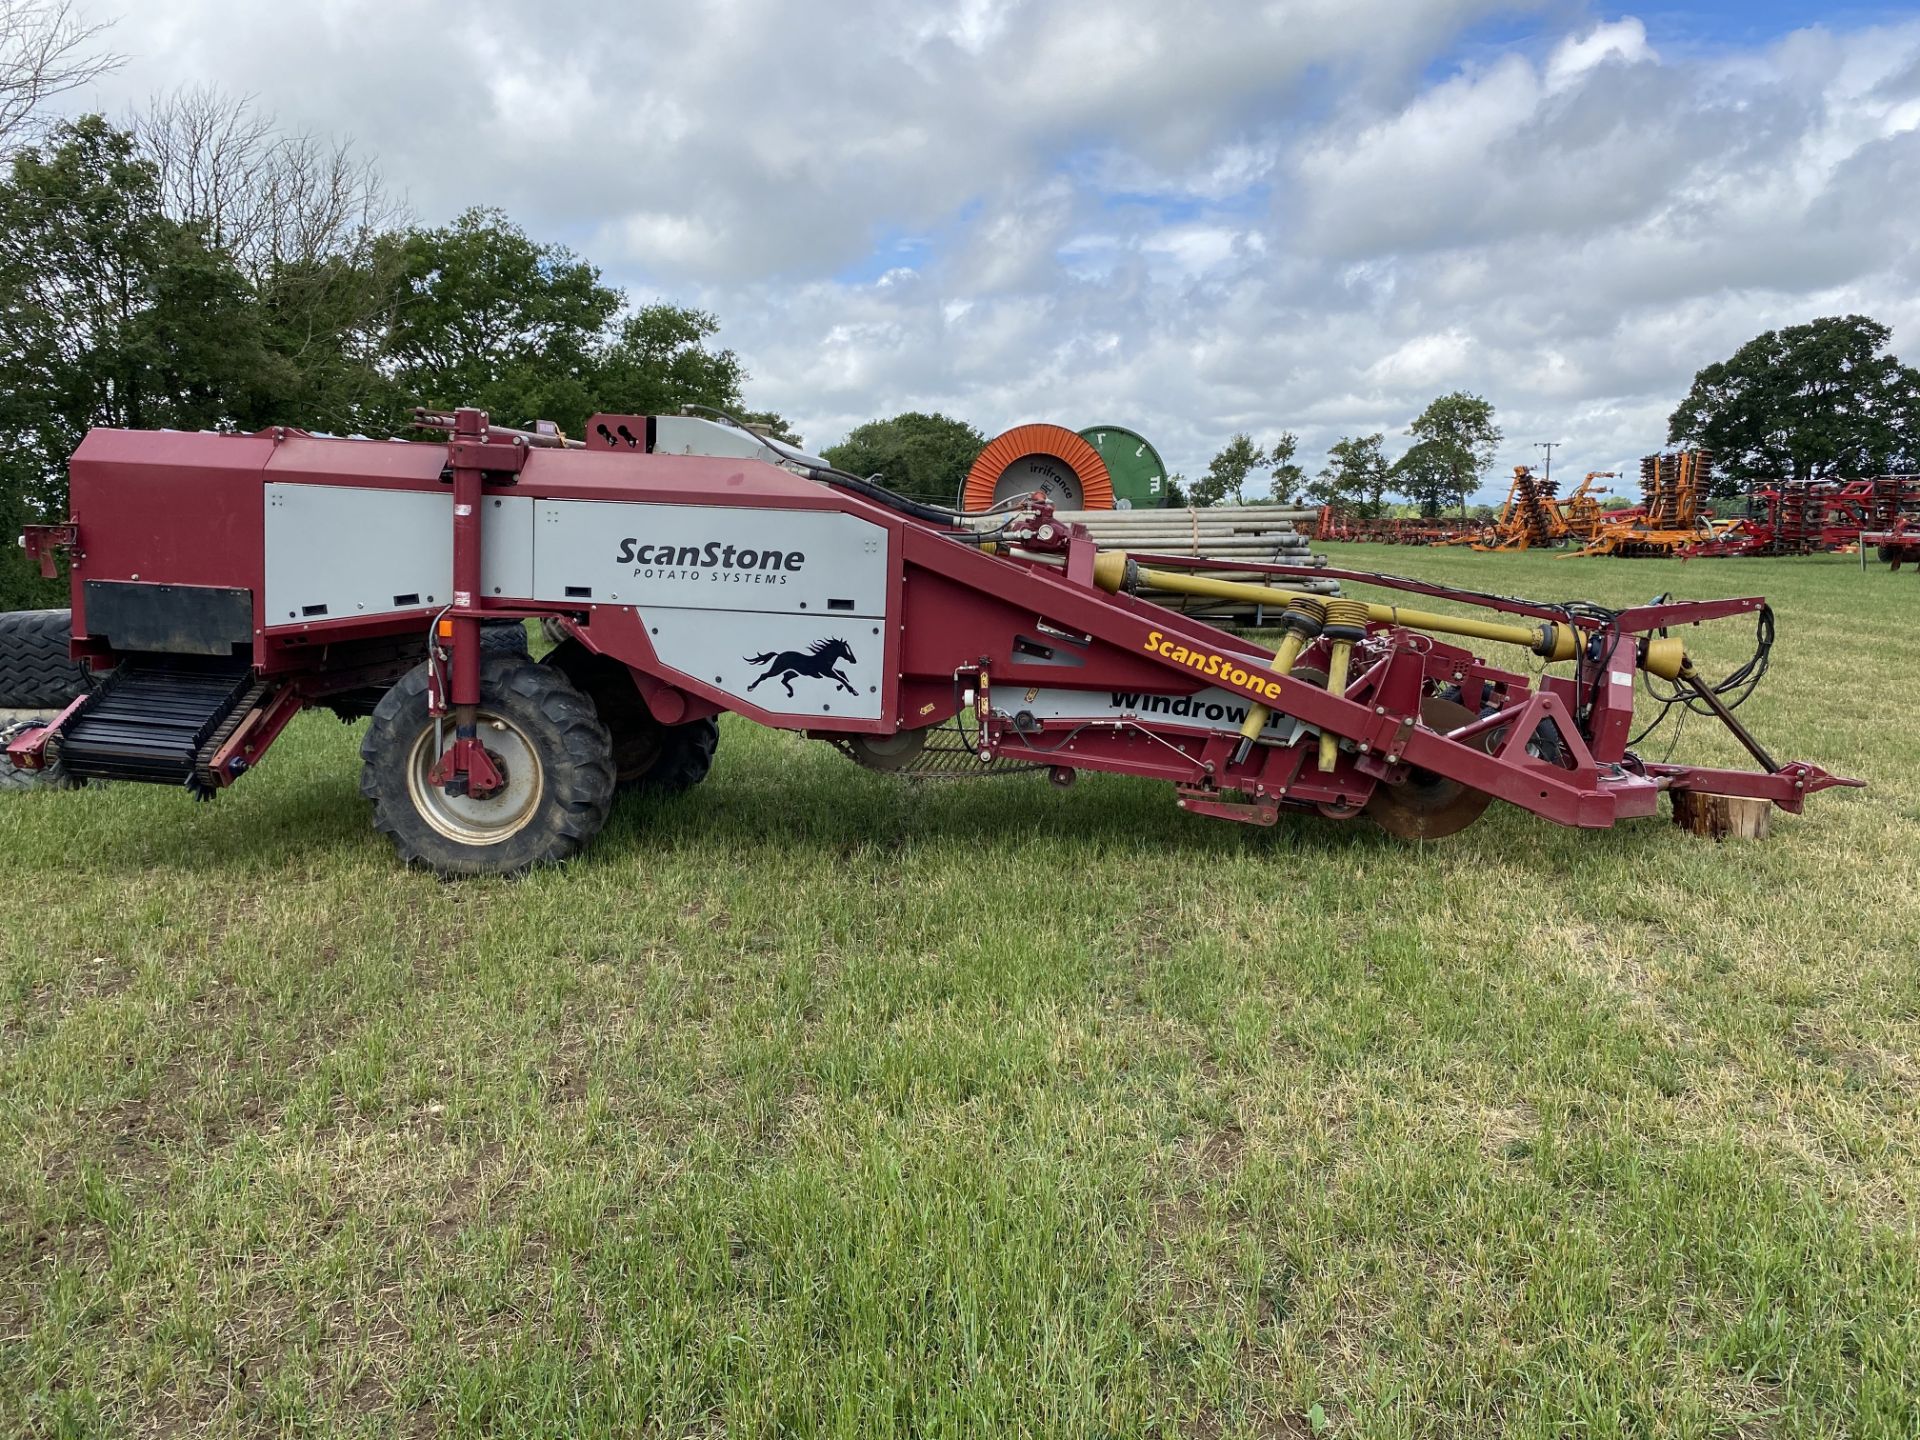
top-left (66, 430), bottom-right (279, 654)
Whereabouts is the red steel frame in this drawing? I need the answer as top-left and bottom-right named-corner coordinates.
top-left (15, 416), bottom-right (1860, 834)
top-left (1862, 518), bottom-right (1920, 571)
top-left (921, 532), bottom-right (1849, 826)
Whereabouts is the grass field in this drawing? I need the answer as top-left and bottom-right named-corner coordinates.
top-left (2, 544), bottom-right (1917, 1438)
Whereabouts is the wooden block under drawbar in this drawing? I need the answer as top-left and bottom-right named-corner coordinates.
top-left (1671, 791), bottom-right (1771, 841)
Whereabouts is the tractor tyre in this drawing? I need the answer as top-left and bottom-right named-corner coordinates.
top-left (326, 623), bottom-right (525, 723)
top-left (480, 620), bottom-right (531, 656)
top-left (541, 638), bottom-right (720, 794)
top-left (636, 716), bottom-right (719, 795)
top-left (0, 757), bottom-right (66, 791)
top-left (359, 655), bottom-right (615, 876)
top-left (0, 609), bottom-right (93, 708)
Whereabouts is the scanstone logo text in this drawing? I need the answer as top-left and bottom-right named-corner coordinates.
top-left (615, 539), bottom-right (805, 585)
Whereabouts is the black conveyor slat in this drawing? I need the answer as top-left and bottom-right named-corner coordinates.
top-left (60, 659), bottom-right (258, 785)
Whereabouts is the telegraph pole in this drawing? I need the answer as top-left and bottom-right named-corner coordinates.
top-left (1534, 441), bottom-right (1558, 486)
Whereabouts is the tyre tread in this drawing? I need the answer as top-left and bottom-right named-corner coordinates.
top-left (0, 610), bottom-right (93, 709)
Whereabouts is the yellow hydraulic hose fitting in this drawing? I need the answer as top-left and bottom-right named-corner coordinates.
top-left (1091, 550), bottom-right (1130, 594)
top-left (1639, 634), bottom-right (1685, 681)
top-left (1316, 598), bottom-right (1373, 772)
top-left (1232, 596), bottom-right (1329, 761)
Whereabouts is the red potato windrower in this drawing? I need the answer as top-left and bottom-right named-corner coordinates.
top-left (9, 409), bottom-right (1860, 874)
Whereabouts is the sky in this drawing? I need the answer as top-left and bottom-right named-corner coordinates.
top-left (57, 0), bottom-right (1920, 502)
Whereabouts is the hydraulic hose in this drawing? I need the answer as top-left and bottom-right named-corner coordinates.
top-left (1093, 553), bottom-right (1581, 664)
top-left (796, 465), bottom-right (966, 528)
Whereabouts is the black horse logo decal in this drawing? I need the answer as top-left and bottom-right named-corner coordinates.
top-left (745, 637), bottom-right (858, 698)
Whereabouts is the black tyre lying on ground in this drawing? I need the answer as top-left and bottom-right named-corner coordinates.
top-left (0, 609), bottom-right (93, 708)
top-left (541, 638), bottom-right (718, 793)
top-left (479, 619), bottom-right (531, 657)
top-left (359, 655), bottom-right (615, 876)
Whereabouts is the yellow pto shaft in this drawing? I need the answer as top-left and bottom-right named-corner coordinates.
top-left (1315, 599), bottom-right (1373, 771)
top-left (1232, 596), bottom-right (1327, 760)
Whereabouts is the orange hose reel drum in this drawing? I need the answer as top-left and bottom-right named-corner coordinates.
top-left (961, 424), bottom-right (1115, 511)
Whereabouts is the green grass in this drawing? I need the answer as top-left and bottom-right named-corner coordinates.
top-left (1, 545), bottom-right (1916, 1438)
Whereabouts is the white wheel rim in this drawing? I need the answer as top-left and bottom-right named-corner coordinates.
top-left (406, 711), bottom-right (544, 846)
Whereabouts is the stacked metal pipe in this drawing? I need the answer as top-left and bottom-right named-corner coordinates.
top-left (979, 504), bottom-right (1340, 625)
top-left (1050, 504), bottom-right (1321, 558)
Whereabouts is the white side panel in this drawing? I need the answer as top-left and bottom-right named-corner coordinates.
top-left (531, 499), bottom-right (888, 616)
top-left (263, 484), bottom-right (535, 626)
top-left (649, 611), bottom-right (884, 721)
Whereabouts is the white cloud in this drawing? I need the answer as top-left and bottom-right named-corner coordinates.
top-left (47, 2), bottom-right (1920, 497)
top-left (1546, 18), bottom-right (1656, 91)
top-left (1367, 332), bottom-right (1475, 390)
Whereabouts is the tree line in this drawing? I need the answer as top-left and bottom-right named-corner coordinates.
top-left (1187, 391), bottom-right (1502, 516)
top-left (826, 312), bottom-right (1920, 522)
top-left (1189, 315), bottom-right (1920, 513)
top-left (821, 392), bottom-right (1503, 517)
top-left (0, 90), bottom-right (772, 606)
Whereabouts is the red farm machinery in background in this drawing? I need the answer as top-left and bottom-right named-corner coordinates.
top-left (1863, 517), bottom-right (1920, 571)
top-left (1313, 510), bottom-right (1476, 546)
top-left (1683, 475), bottom-right (1920, 558)
top-left (9, 408), bottom-right (1859, 874)
top-left (1313, 469), bottom-right (1616, 552)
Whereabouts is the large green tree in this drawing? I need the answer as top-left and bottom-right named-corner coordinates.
top-left (0, 121), bottom-right (773, 607)
top-left (378, 208), bottom-right (746, 435)
top-left (1192, 433), bottom-right (1265, 507)
top-left (1668, 315), bottom-right (1920, 496)
top-left (1308, 433), bottom-right (1391, 517)
top-left (135, 88), bottom-right (407, 436)
top-left (822, 412), bottom-right (986, 506)
top-left (0, 116), bottom-right (268, 605)
top-left (253, 248), bottom-right (406, 435)
top-left (1393, 391), bottom-right (1500, 516)
top-left (378, 207), bottom-right (624, 432)
top-left (593, 304), bottom-right (745, 425)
